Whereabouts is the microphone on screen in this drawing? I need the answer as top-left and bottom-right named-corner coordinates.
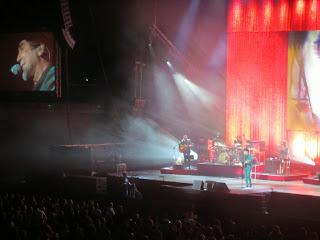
top-left (10, 64), bottom-right (22, 75)
top-left (10, 64), bottom-right (27, 81)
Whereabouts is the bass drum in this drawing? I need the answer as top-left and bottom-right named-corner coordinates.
top-left (217, 152), bottom-right (229, 165)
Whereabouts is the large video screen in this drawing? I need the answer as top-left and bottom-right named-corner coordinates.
top-left (288, 30), bottom-right (320, 131)
top-left (288, 31), bottom-right (320, 164)
top-left (0, 32), bottom-right (59, 94)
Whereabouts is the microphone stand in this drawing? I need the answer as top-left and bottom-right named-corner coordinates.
top-left (173, 143), bottom-right (180, 149)
top-left (241, 152), bottom-right (244, 189)
top-left (172, 143), bottom-right (180, 166)
top-left (241, 164), bottom-right (244, 188)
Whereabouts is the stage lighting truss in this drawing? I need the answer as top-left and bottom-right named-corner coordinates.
top-left (60, 0), bottom-right (76, 49)
top-left (149, 24), bottom-right (198, 78)
top-left (133, 61), bottom-right (146, 113)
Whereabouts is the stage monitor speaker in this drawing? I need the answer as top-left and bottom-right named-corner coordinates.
top-left (265, 158), bottom-right (280, 174)
top-left (192, 180), bottom-right (204, 190)
top-left (213, 182), bottom-right (230, 193)
top-left (206, 181), bottom-right (230, 193)
top-left (205, 180), bottom-right (215, 191)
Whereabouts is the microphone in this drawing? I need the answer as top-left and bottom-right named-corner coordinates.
top-left (10, 64), bottom-right (27, 81)
top-left (10, 64), bottom-right (22, 75)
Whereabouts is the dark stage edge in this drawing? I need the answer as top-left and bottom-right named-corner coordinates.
top-left (120, 169), bottom-right (320, 199)
top-left (49, 171), bottom-right (320, 222)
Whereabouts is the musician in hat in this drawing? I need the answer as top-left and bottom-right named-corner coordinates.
top-left (179, 134), bottom-right (193, 169)
top-left (243, 148), bottom-right (253, 188)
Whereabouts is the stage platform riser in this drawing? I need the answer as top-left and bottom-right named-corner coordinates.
top-left (161, 163), bottom-right (308, 181)
top-left (303, 177), bottom-right (320, 185)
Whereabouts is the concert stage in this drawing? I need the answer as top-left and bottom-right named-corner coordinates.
top-left (122, 169), bottom-right (320, 198)
top-left (254, 172), bottom-right (309, 181)
top-left (27, 169), bottom-right (320, 200)
top-left (160, 162), bottom-right (307, 181)
top-left (11, 168), bottom-right (320, 223)
top-left (123, 169), bottom-right (320, 221)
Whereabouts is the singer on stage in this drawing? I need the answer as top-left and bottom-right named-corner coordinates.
top-left (243, 148), bottom-right (253, 188)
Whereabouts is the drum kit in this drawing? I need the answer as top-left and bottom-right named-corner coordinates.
top-left (214, 141), bottom-right (243, 165)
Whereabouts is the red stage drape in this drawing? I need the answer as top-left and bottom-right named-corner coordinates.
top-left (228, 0), bottom-right (320, 32)
top-left (226, 0), bottom-right (320, 151)
top-left (226, 32), bottom-right (288, 150)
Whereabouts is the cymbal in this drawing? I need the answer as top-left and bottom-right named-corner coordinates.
top-left (246, 140), bottom-right (262, 143)
top-left (214, 142), bottom-right (227, 147)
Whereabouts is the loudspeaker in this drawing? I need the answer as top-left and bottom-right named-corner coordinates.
top-left (192, 180), bottom-right (204, 190)
top-left (265, 158), bottom-right (281, 174)
top-left (213, 182), bottom-right (230, 193)
top-left (206, 181), bottom-right (230, 193)
top-left (205, 180), bottom-right (215, 191)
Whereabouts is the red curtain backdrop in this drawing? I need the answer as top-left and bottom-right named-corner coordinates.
top-left (226, 32), bottom-right (288, 150)
top-left (228, 0), bottom-right (320, 32)
top-left (226, 0), bottom-right (320, 151)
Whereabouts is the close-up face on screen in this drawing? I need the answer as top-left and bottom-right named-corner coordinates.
top-left (287, 31), bottom-right (320, 164)
top-left (288, 30), bottom-right (320, 131)
top-left (0, 32), bottom-right (56, 92)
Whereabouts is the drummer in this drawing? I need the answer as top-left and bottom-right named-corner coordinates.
top-left (234, 135), bottom-right (242, 146)
top-left (234, 135), bottom-right (247, 149)
top-left (234, 134), bottom-right (251, 150)
top-left (232, 135), bottom-right (244, 165)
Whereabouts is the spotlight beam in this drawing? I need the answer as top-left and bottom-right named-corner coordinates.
top-left (150, 24), bottom-right (199, 78)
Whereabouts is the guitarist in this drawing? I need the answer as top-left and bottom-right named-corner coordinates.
top-left (243, 148), bottom-right (253, 188)
top-left (180, 134), bottom-right (193, 169)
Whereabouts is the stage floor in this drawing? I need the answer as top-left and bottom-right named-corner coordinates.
top-left (120, 169), bottom-right (320, 198)
top-left (160, 164), bottom-right (308, 181)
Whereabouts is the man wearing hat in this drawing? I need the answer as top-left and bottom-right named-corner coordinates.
top-left (243, 148), bottom-right (253, 188)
